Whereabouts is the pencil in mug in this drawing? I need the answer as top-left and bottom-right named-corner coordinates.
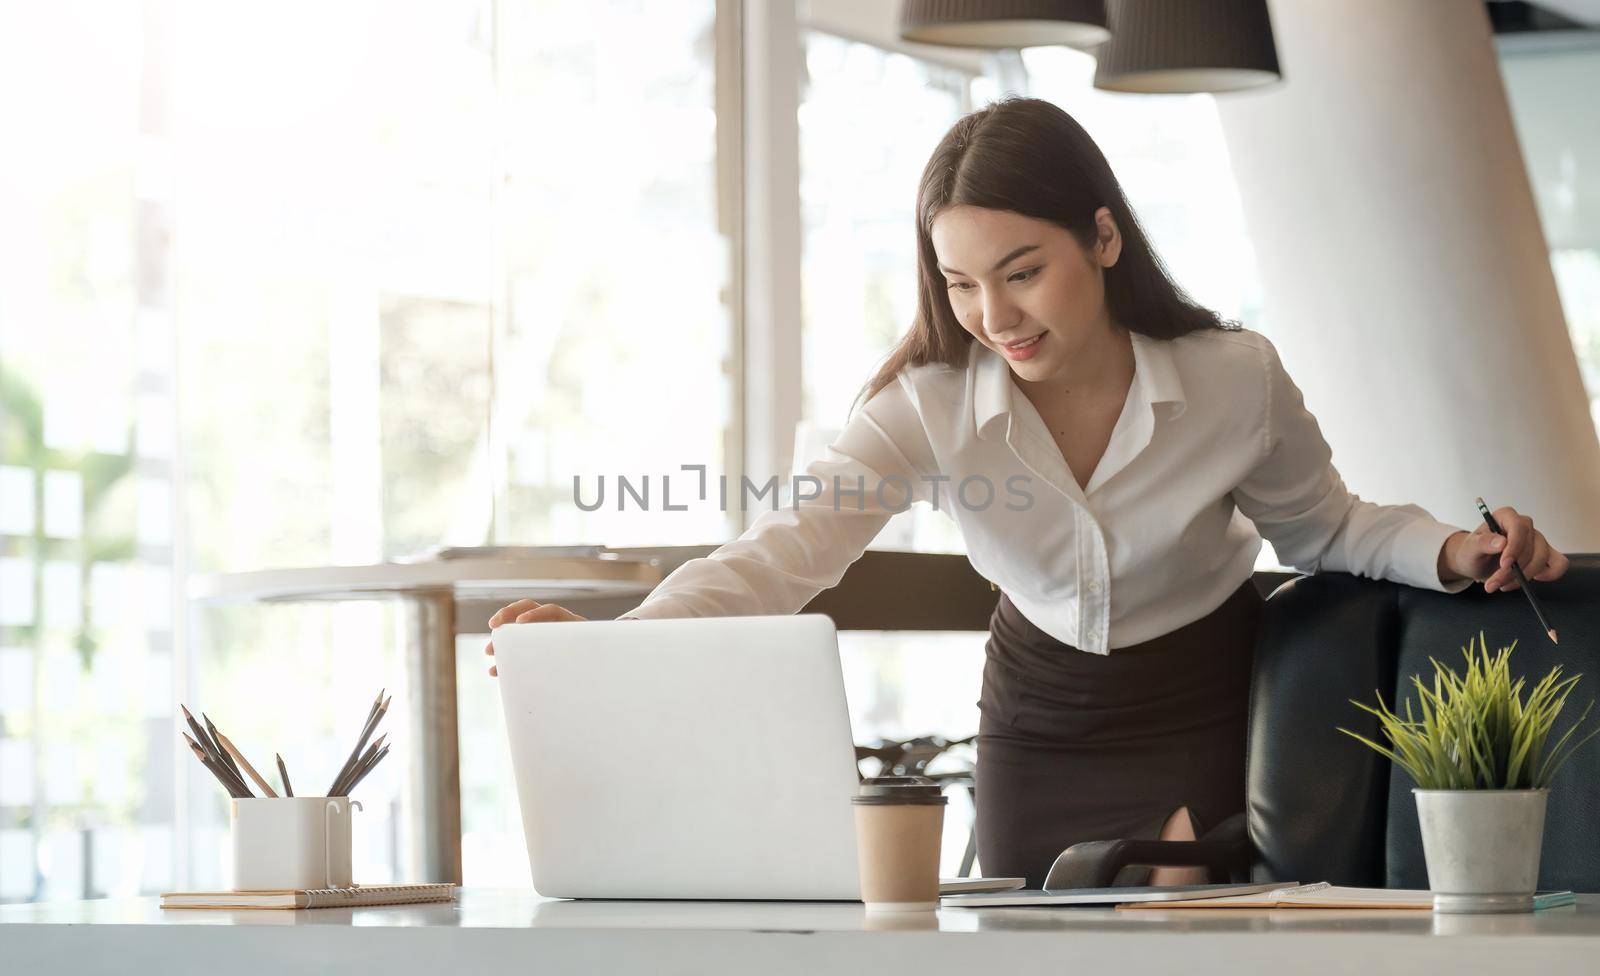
top-left (214, 729), bottom-right (278, 797)
top-left (1475, 496), bottom-right (1558, 645)
top-left (202, 715), bottom-right (257, 798)
top-left (180, 706), bottom-right (230, 774)
top-left (343, 744), bottom-right (390, 795)
top-left (333, 734), bottom-right (387, 797)
top-left (179, 711), bottom-right (251, 797)
top-left (203, 712), bottom-right (246, 784)
top-left (276, 753), bottom-right (294, 797)
top-left (326, 690), bottom-right (384, 791)
top-left (182, 731), bottom-right (250, 798)
top-left (327, 691), bottom-right (390, 796)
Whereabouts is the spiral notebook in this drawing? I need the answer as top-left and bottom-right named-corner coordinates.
top-left (160, 883), bottom-right (457, 910)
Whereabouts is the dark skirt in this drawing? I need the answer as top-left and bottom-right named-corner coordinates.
top-left (974, 579), bottom-right (1265, 888)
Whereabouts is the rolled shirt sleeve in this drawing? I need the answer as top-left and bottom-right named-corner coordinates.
top-left (620, 374), bottom-right (936, 620)
top-left (1230, 336), bottom-right (1471, 594)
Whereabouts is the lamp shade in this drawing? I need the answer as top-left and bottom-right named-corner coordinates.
top-left (1093, 0), bottom-right (1281, 93)
top-left (900, 0), bottom-right (1111, 50)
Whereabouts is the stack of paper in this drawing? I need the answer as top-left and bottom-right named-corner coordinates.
top-left (1116, 881), bottom-right (1576, 911)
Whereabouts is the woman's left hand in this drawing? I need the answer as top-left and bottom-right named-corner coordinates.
top-left (1440, 506), bottom-right (1569, 592)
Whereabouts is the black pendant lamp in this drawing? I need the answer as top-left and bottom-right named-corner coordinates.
top-left (900, 0), bottom-right (1111, 50)
top-left (1093, 0), bottom-right (1281, 94)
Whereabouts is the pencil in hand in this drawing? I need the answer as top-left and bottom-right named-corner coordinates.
top-left (1475, 497), bottom-right (1559, 645)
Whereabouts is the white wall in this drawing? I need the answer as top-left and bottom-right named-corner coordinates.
top-left (1215, 0), bottom-right (1600, 548)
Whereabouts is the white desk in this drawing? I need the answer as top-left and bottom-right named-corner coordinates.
top-left (3, 889), bottom-right (1597, 975)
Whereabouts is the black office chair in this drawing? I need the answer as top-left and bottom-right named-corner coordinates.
top-left (1046, 556), bottom-right (1600, 891)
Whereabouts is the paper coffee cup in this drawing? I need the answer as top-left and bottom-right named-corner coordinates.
top-left (851, 776), bottom-right (947, 912)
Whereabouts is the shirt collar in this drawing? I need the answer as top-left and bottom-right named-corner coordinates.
top-left (971, 329), bottom-right (1187, 440)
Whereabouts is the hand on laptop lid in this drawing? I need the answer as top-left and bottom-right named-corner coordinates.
top-left (484, 600), bottom-right (589, 677)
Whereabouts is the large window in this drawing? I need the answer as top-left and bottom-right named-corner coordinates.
top-left (0, 0), bottom-right (177, 903)
top-left (494, 0), bottom-right (736, 549)
top-left (0, 0), bottom-right (730, 900)
top-left (1501, 40), bottom-right (1600, 433)
top-left (796, 29), bottom-right (977, 556)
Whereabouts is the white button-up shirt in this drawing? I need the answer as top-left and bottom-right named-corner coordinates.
top-left (621, 327), bottom-right (1469, 653)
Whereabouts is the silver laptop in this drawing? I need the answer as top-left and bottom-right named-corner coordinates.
top-left (493, 613), bottom-right (863, 900)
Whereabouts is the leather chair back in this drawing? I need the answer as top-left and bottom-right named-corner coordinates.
top-left (1248, 555), bottom-right (1600, 890)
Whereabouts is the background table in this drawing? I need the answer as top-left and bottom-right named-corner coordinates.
top-left (189, 548), bottom-right (687, 885)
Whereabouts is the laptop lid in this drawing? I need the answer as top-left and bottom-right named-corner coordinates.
top-left (494, 613), bottom-right (862, 900)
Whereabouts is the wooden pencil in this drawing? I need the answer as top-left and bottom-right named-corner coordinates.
top-left (200, 754), bottom-right (248, 799)
top-left (183, 733), bottom-right (250, 798)
top-left (342, 744), bottom-right (390, 796)
top-left (180, 706), bottom-right (228, 770)
top-left (325, 690), bottom-right (384, 794)
top-left (182, 727), bottom-right (251, 797)
top-left (215, 730), bottom-right (278, 797)
top-left (332, 734), bottom-right (385, 796)
top-left (276, 753), bottom-right (294, 797)
top-left (333, 733), bottom-right (387, 797)
top-left (203, 712), bottom-right (247, 783)
top-left (327, 691), bottom-right (389, 796)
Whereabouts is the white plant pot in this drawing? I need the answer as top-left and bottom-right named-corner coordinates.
top-left (1413, 788), bottom-right (1548, 914)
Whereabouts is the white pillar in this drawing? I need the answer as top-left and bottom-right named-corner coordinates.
top-left (740, 0), bottom-right (804, 528)
top-left (1215, 0), bottom-right (1600, 549)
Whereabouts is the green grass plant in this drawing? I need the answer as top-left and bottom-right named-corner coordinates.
top-left (1338, 631), bottom-right (1600, 790)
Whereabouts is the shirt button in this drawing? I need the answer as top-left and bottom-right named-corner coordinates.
top-left (1088, 581), bottom-right (1102, 595)
top-left (1087, 628), bottom-right (1101, 642)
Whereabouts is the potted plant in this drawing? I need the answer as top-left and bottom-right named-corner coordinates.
top-left (1338, 631), bottom-right (1599, 914)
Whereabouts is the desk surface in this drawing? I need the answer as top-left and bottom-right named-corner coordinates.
top-left (4, 889), bottom-right (1598, 975)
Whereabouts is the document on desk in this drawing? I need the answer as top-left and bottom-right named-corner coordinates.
top-left (941, 881), bottom-right (1288, 908)
top-left (938, 877), bottom-right (1026, 894)
top-left (1115, 882), bottom-right (1577, 911)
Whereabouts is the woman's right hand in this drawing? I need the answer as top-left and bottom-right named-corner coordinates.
top-left (485, 600), bottom-right (589, 677)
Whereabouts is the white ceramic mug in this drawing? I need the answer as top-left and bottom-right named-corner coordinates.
top-left (231, 796), bottom-right (363, 891)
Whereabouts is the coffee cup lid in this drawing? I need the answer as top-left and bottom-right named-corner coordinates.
top-left (852, 775), bottom-right (948, 806)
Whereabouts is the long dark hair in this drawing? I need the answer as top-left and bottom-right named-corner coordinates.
top-left (855, 95), bottom-right (1227, 411)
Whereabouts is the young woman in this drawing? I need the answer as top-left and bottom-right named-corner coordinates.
top-left (486, 96), bottom-right (1569, 888)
